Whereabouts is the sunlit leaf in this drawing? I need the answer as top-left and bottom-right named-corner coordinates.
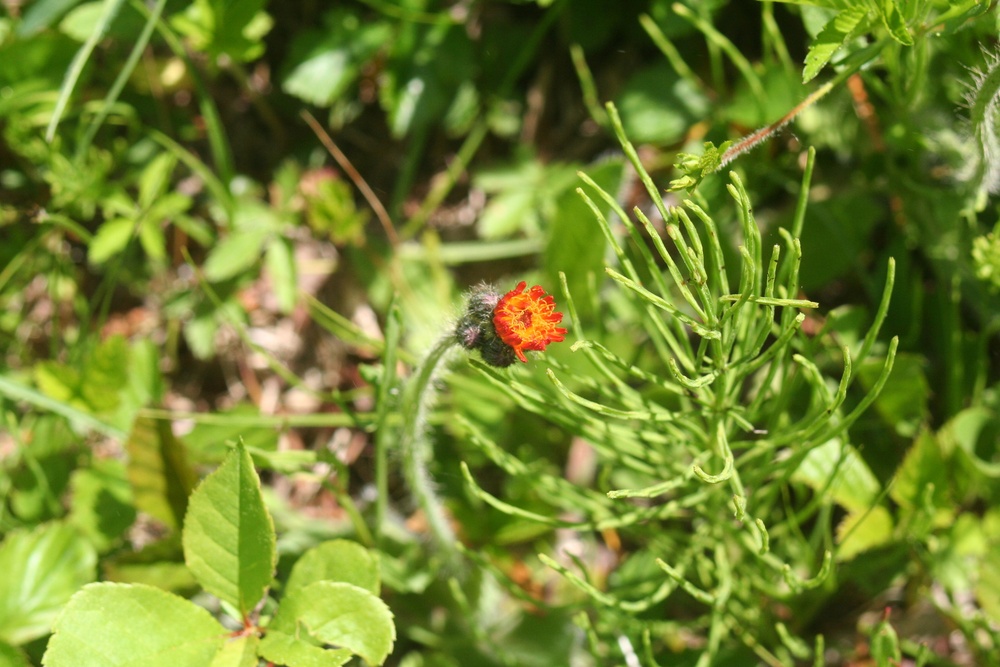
top-left (182, 441), bottom-right (276, 616)
top-left (0, 523), bottom-right (97, 646)
top-left (42, 583), bottom-right (226, 666)
top-left (126, 415), bottom-right (197, 531)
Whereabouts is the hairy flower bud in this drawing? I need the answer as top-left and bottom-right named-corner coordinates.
top-left (456, 281), bottom-right (566, 367)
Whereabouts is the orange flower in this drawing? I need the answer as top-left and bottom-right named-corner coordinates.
top-left (492, 281), bottom-right (567, 363)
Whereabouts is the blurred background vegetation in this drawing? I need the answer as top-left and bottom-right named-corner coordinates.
top-left (1, 0), bottom-right (999, 665)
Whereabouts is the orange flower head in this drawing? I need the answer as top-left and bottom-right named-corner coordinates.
top-left (492, 281), bottom-right (567, 363)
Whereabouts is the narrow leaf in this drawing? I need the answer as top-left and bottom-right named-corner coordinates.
top-left (270, 582), bottom-right (395, 666)
top-left (126, 416), bottom-right (197, 530)
top-left (42, 582), bottom-right (226, 667)
top-left (183, 442), bottom-right (276, 616)
top-left (0, 523), bottom-right (96, 646)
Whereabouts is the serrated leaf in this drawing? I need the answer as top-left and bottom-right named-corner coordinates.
top-left (793, 439), bottom-right (880, 513)
top-left (875, 0), bottom-right (912, 46)
top-left (836, 505), bottom-right (894, 561)
top-left (183, 442), bottom-right (276, 616)
top-left (203, 228), bottom-right (270, 282)
top-left (42, 582), bottom-right (226, 667)
top-left (258, 630), bottom-right (352, 667)
top-left (271, 582), bottom-right (395, 666)
top-left (126, 415), bottom-right (197, 530)
top-left (0, 523), bottom-right (96, 646)
top-left (802, 5), bottom-right (868, 83)
top-left (286, 540), bottom-right (380, 597)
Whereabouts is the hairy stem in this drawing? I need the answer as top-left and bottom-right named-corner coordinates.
top-left (400, 335), bottom-right (460, 566)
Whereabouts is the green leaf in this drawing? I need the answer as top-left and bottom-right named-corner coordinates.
top-left (977, 510), bottom-right (1000, 624)
top-left (265, 236), bottom-right (297, 315)
top-left (68, 458), bottom-right (137, 552)
top-left (615, 63), bottom-right (709, 144)
top-left (42, 583), bottom-right (227, 667)
top-left (802, 5), bottom-right (868, 83)
top-left (209, 635), bottom-right (259, 667)
top-left (270, 582), bottom-right (395, 666)
top-left (286, 540), bottom-right (380, 597)
top-left (792, 439), bottom-right (880, 513)
top-left (890, 429), bottom-right (950, 512)
top-left (280, 9), bottom-right (390, 107)
top-left (0, 641), bottom-right (30, 667)
top-left (203, 228), bottom-right (271, 282)
top-left (835, 505), bottom-right (894, 561)
top-left (875, 0), bottom-right (912, 46)
top-left (126, 415), bottom-right (197, 531)
top-left (88, 217), bottom-right (135, 265)
top-left (0, 523), bottom-right (97, 646)
top-left (138, 152), bottom-right (177, 210)
top-left (258, 630), bottom-right (352, 667)
top-left (858, 353), bottom-right (929, 437)
top-left (182, 441), bottom-right (276, 616)
top-left (171, 0), bottom-right (272, 62)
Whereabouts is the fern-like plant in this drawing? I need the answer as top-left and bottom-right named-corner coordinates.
top-left (457, 103), bottom-right (897, 666)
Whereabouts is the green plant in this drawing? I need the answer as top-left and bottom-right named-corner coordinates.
top-left (42, 442), bottom-right (395, 667)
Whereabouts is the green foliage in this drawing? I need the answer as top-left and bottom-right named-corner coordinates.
top-left (2, 0), bottom-right (1000, 665)
top-left (42, 443), bottom-right (394, 666)
top-left (0, 524), bottom-right (96, 646)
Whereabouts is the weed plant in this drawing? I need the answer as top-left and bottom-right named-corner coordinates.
top-left (1, 1), bottom-right (999, 666)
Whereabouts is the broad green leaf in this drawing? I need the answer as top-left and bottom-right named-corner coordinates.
top-left (16, 0), bottom-right (81, 37)
top-left (80, 334), bottom-right (128, 413)
top-left (270, 582), bottom-right (394, 667)
top-left (126, 415), bottom-right (197, 530)
top-left (615, 63), bottom-right (709, 144)
top-left (0, 641), bottom-right (30, 667)
top-left (203, 228), bottom-right (271, 282)
top-left (792, 439), bottom-right (880, 512)
top-left (170, 0), bottom-right (272, 62)
top-left (280, 9), bottom-right (390, 107)
top-left (858, 353), bottom-right (929, 437)
top-left (976, 510), bottom-right (1000, 624)
top-left (835, 505), bottom-right (894, 561)
top-left (68, 458), bottom-right (136, 552)
top-left (183, 404), bottom-right (279, 462)
top-left (183, 442), bottom-right (276, 616)
top-left (286, 540), bottom-right (380, 597)
top-left (209, 635), bottom-right (258, 667)
top-left (42, 583), bottom-right (226, 667)
top-left (0, 523), bottom-right (97, 646)
top-left (802, 5), bottom-right (868, 83)
top-left (890, 429), bottom-right (950, 512)
top-left (258, 630), bottom-right (352, 667)
top-left (88, 217), bottom-right (135, 264)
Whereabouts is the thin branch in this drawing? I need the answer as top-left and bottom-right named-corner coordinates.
top-left (300, 110), bottom-right (399, 245)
